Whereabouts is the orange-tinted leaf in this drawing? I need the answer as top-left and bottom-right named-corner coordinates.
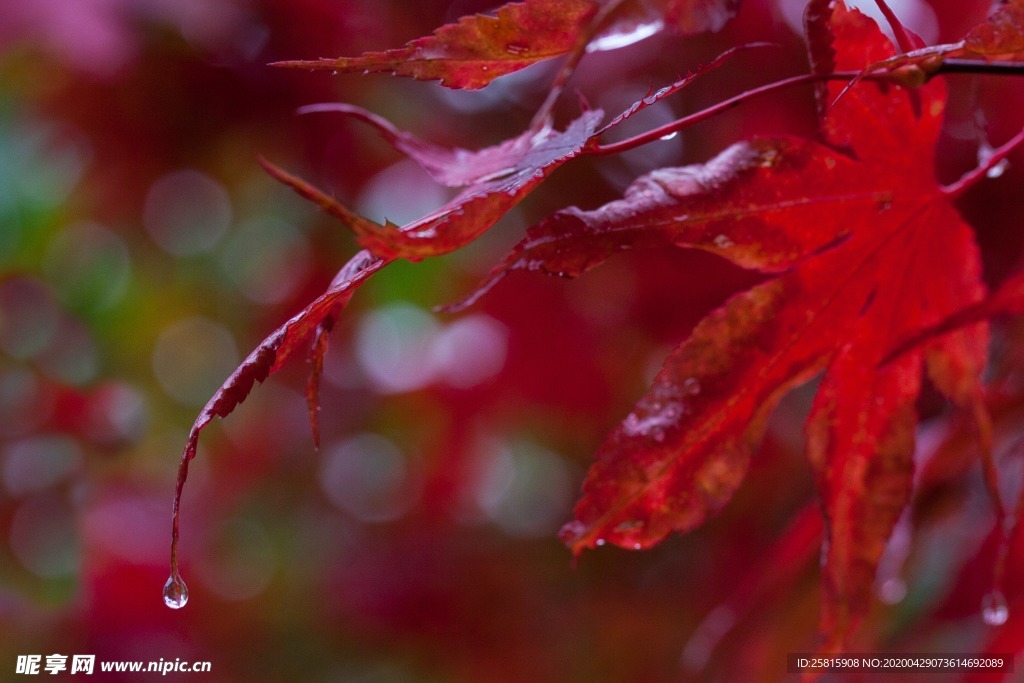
top-left (272, 0), bottom-right (742, 89)
top-left (272, 0), bottom-right (598, 89)
top-left (965, 0), bottom-right (1024, 57)
top-left (262, 109), bottom-right (604, 261)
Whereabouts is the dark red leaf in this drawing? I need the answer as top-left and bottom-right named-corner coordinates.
top-left (262, 109), bottom-right (604, 261)
top-left (170, 251), bottom-right (387, 575)
top-left (271, 0), bottom-right (742, 90)
top-left (272, 0), bottom-right (598, 90)
top-left (454, 136), bottom-right (884, 308)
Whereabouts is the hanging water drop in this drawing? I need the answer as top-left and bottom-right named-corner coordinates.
top-left (877, 577), bottom-right (907, 605)
top-left (659, 131), bottom-right (678, 141)
top-left (163, 573), bottom-right (189, 609)
top-left (987, 159), bottom-right (1009, 179)
top-left (982, 590), bottom-right (1008, 626)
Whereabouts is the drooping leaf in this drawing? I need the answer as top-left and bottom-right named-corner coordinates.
top-left (965, 0), bottom-right (1024, 57)
top-left (174, 105), bottom-right (609, 571)
top-left (476, 3), bottom-right (991, 649)
top-left (272, 0), bottom-right (598, 89)
top-left (261, 109), bottom-right (604, 261)
top-left (271, 0), bottom-right (742, 89)
top-left (170, 251), bottom-right (387, 573)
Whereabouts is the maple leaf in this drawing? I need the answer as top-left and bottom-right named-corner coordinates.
top-left (964, 0), bottom-right (1024, 57)
top-left (272, 0), bottom-right (597, 89)
top-left (844, 0), bottom-right (1024, 92)
top-left (271, 0), bottom-right (741, 89)
top-left (170, 106), bottom-right (607, 580)
top-left (260, 108), bottom-right (604, 260)
top-left (473, 3), bottom-right (991, 648)
top-left (169, 250), bottom-right (385, 575)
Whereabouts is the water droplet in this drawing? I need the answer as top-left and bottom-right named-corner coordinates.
top-left (163, 573), bottom-right (189, 609)
top-left (595, 538), bottom-right (606, 547)
top-left (633, 543), bottom-right (642, 550)
top-left (659, 131), bottom-right (678, 141)
top-left (615, 519), bottom-right (644, 533)
top-left (759, 149), bottom-right (780, 168)
top-left (877, 577), bottom-right (907, 604)
top-left (712, 234), bottom-right (734, 249)
top-left (982, 590), bottom-right (1008, 626)
top-left (586, 19), bottom-right (664, 52)
top-left (987, 159), bottom-right (1009, 179)
top-left (683, 377), bottom-right (701, 396)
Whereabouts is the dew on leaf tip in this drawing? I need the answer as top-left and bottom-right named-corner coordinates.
top-left (163, 573), bottom-right (189, 609)
top-left (981, 590), bottom-right (1009, 626)
top-left (987, 159), bottom-right (1008, 179)
top-left (712, 234), bottom-right (734, 249)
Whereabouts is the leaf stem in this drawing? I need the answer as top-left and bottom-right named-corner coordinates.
top-left (938, 59), bottom-right (1024, 77)
top-left (942, 126), bottom-right (1024, 197)
top-left (529, 0), bottom-right (631, 131)
top-left (588, 71), bottom-right (862, 156)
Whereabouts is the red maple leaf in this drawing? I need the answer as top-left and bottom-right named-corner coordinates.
top-left (271, 0), bottom-right (740, 89)
top-left (471, 3), bottom-right (992, 648)
top-left (842, 0), bottom-right (1024, 91)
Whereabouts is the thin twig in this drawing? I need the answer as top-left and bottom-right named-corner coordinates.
top-left (942, 126), bottom-right (1024, 197)
top-left (589, 71), bottom-right (865, 156)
